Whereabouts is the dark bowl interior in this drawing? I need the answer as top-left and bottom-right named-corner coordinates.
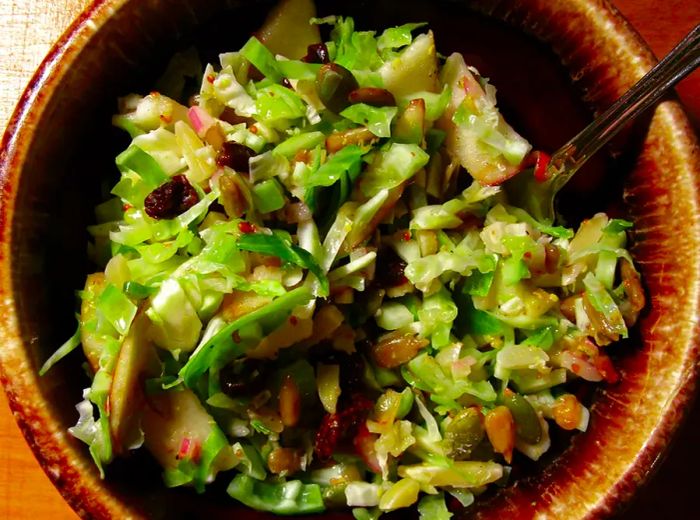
top-left (2, 0), bottom-right (699, 518)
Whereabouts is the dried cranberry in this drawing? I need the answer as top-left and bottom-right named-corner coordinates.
top-left (302, 43), bottom-right (330, 64)
top-left (314, 393), bottom-right (374, 460)
top-left (373, 248), bottom-right (408, 288)
top-left (281, 78), bottom-right (293, 89)
top-left (143, 175), bottom-right (199, 220)
top-left (216, 142), bottom-right (255, 171)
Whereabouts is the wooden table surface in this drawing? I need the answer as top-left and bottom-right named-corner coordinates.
top-left (0, 1), bottom-right (698, 518)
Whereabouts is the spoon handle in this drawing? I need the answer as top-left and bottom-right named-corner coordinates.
top-left (548, 23), bottom-right (700, 191)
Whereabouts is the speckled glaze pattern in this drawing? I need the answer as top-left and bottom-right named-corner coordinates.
top-left (0, 0), bottom-right (698, 519)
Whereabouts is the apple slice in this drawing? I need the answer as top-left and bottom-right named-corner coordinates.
top-left (142, 388), bottom-right (237, 476)
top-left (79, 273), bottom-right (108, 373)
top-left (256, 0), bottom-right (320, 60)
top-left (109, 311), bottom-right (161, 454)
top-left (436, 52), bottom-right (531, 185)
top-left (379, 32), bottom-right (440, 98)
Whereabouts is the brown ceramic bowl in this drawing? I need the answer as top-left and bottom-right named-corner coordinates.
top-left (1, 0), bottom-right (698, 518)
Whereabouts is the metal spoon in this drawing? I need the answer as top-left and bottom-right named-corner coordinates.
top-left (506, 23), bottom-right (700, 224)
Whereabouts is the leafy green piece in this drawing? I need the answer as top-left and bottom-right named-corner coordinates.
top-left (227, 474), bottom-right (326, 515)
top-left (400, 85), bottom-right (451, 121)
top-left (411, 182), bottom-right (499, 230)
top-left (232, 442), bottom-right (267, 480)
top-left (39, 319), bottom-right (81, 376)
top-left (272, 131), bottom-right (325, 158)
top-left (276, 60), bottom-right (321, 80)
top-left (240, 36), bottom-right (283, 82)
top-left (463, 270), bottom-right (495, 298)
top-left (237, 233), bottom-right (329, 295)
top-left (305, 145), bottom-right (365, 228)
top-left (305, 145), bottom-right (366, 189)
top-left (521, 326), bottom-right (556, 350)
top-left (112, 115), bottom-right (145, 138)
top-left (604, 218), bottom-right (633, 234)
top-left (252, 179), bottom-right (286, 213)
top-left (340, 104), bottom-right (398, 138)
top-left (583, 272), bottom-right (628, 338)
top-left (505, 206), bottom-right (574, 239)
top-left (115, 145), bottom-right (169, 187)
top-left (407, 353), bottom-right (497, 403)
top-left (418, 493), bottom-right (453, 520)
top-left (96, 283), bottom-right (137, 336)
top-left (360, 143), bottom-right (429, 197)
top-left (330, 17), bottom-right (383, 72)
top-left (454, 286), bottom-right (503, 336)
top-left (255, 84), bottom-right (306, 122)
top-left (179, 286), bottom-right (314, 386)
top-left (377, 23), bottom-right (427, 51)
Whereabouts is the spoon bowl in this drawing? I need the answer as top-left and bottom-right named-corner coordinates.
top-left (506, 23), bottom-right (700, 224)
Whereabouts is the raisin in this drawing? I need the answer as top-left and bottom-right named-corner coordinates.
top-left (216, 141), bottom-right (255, 171)
top-left (373, 248), bottom-right (408, 288)
top-left (219, 107), bottom-right (254, 126)
top-left (302, 43), bottom-right (330, 64)
top-left (220, 358), bottom-right (268, 397)
top-left (248, 64), bottom-right (265, 81)
top-left (309, 346), bottom-right (365, 394)
top-left (281, 78), bottom-right (293, 89)
top-left (143, 174), bottom-right (199, 220)
top-left (314, 393), bottom-right (374, 460)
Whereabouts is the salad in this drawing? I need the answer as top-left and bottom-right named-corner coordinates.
top-left (41, 0), bottom-right (646, 517)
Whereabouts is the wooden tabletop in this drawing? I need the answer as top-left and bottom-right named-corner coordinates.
top-left (0, 1), bottom-right (698, 518)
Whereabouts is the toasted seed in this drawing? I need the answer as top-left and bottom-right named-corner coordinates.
top-left (316, 63), bottom-right (358, 113)
top-left (348, 87), bottom-right (396, 107)
top-left (445, 407), bottom-right (484, 460)
top-left (218, 172), bottom-right (248, 218)
top-left (378, 478), bottom-right (421, 511)
top-left (560, 294), bottom-right (580, 322)
top-left (502, 391), bottom-right (542, 444)
top-left (484, 406), bottom-right (516, 463)
top-left (544, 243), bottom-right (561, 273)
top-left (279, 374), bottom-right (301, 427)
top-left (267, 447), bottom-right (303, 475)
top-left (583, 292), bottom-right (620, 345)
top-left (326, 127), bottom-right (378, 153)
top-left (370, 331), bottom-right (429, 369)
top-left (553, 394), bottom-right (583, 430)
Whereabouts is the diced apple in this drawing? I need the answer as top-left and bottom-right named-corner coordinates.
top-left (436, 52), bottom-right (531, 185)
top-left (109, 312), bottom-right (161, 454)
top-left (379, 32), bottom-right (440, 98)
top-left (220, 290), bottom-right (272, 322)
top-left (256, 0), bottom-right (321, 59)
